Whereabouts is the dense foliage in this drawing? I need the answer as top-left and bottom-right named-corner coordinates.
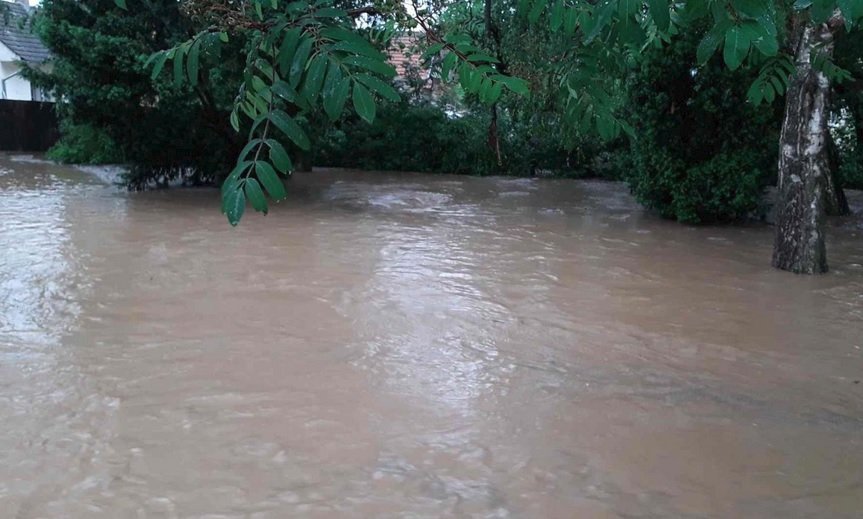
top-left (316, 99), bottom-right (621, 178)
top-left (625, 28), bottom-right (783, 223)
top-left (317, 102), bottom-right (500, 175)
top-left (833, 30), bottom-right (863, 190)
top-left (46, 122), bottom-right (124, 165)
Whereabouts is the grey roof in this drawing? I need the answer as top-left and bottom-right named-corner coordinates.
top-left (0, 2), bottom-right (50, 63)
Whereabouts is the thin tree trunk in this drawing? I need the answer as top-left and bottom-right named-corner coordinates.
top-left (484, 0), bottom-right (503, 166)
top-left (772, 16), bottom-right (842, 274)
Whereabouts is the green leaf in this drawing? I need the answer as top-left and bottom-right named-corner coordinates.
top-left (619, 0), bottom-right (639, 16)
top-left (838, 0), bottom-right (862, 28)
top-left (267, 139), bottom-right (293, 173)
top-left (763, 83), bottom-right (775, 103)
top-left (739, 20), bottom-right (762, 40)
top-left (529, 0), bottom-right (547, 24)
top-left (321, 27), bottom-right (376, 48)
top-left (223, 186), bottom-right (245, 226)
top-left (618, 15), bottom-right (646, 46)
top-left (277, 28), bottom-right (302, 75)
top-left (173, 44), bottom-right (187, 87)
top-left (300, 54), bottom-right (328, 103)
top-left (331, 39), bottom-right (384, 60)
top-left (114, 0), bottom-right (126, 9)
top-left (467, 53), bottom-right (500, 63)
top-left (355, 74), bottom-right (400, 102)
top-left (422, 43), bottom-right (446, 60)
top-left (723, 24), bottom-right (750, 70)
top-left (323, 76), bottom-right (350, 121)
top-left (697, 20), bottom-right (727, 64)
top-left (468, 67), bottom-right (483, 92)
top-left (342, 55), bottom-right (396, 78)
top-left (747, 82), bottom-right (763, 104)
top-left (255, 161), bottom-right (287, 200)
top-left (269, 110), bottom-right (311, 150)
top-left (580, 13), bottom-right (598, 42)
top-left (792, 0), bottom-right (812, 8)
top-left (768, 74), bottom-right (785, 94)
top-left (810, 0), bottom-right (834, 23)
top-left (550, 0), bottom-right (565, 32)
top-left (596, 114), bottom-right (614, 140)
top-left (752, 25), bottom-right (778, 56)
top-left (289, 36), bottom-right (314, 87)
top-left (187, 39), bottom-right (201, 87)
top-left (492, 75), bottom-right (530, 96)
top-left (756, 10), bottom-right (778, 37)
top-left (352, 82), bottom-right (376, 124)
top-left (459, 64), bottom-right (473, 91)
top-left (649, 0), bottom-right (671, 32)
top-left (478, 78), bottom-right (493, 103)
top-left (251, 75), bottom-right (269, 94)
top-left (564, 8), bottom-right (579, 33)
top-left (240, 100), bottom-right (258, 120)
top-left (441, 52), bottom-right (458, 81)
top-left (223, 161), bottom-right (250, 196)
top-left (487, 82), bottom-right (503, 104)
top-left (255, 58), bottom-right (275, 79)
top-left (323, 59), bottom-right (343, 94)
top-left (150, 52), bottom-right (169, 80)
top-left (230, 109), bottom-right (240, 132)
top-left (238, 138), bottom-right (263, 161)
top-left (731, 0), bottom-right (767, 18)
top-left (272, 79), bottom-right (298, 103)
top-left (244, 178), bottom-right (268, 213)
top-left (585, 0), bottom-right (617, 43)
top-left (249, 91), bottom-right (268, 113)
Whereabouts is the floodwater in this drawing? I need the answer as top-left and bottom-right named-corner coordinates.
top-left (1, 154), bottom-right (861, 518)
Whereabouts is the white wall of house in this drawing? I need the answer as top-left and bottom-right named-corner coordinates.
top-left (0, 61), bottom-right (34, 101)
top-left (0, 41), bottom-right (49, 101)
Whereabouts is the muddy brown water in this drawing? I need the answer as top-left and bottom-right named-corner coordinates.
top-left (1, 154), bottom-right (862, 518)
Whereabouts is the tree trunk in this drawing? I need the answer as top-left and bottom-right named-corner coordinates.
top-left (772, 17), bottom-right (841, 274)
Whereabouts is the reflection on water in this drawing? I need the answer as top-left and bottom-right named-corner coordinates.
top-left (1, 155), bottom-right (862, 518)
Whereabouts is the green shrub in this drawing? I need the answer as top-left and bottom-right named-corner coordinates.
top-left (315, 100), bottom-right (626, 178)
top-left (624, 27), bottom-right (783, 223)
top-left (838, 148), bottom-right (863, 191)
top-left (316, 102), bottom-right (503, 175)
top-left (47, 123), bottom-right (123, 164)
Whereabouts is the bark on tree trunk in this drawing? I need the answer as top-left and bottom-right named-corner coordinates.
top-left (772, 17), bottom-right (841, 274)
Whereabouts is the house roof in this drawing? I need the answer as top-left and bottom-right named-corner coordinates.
top-left (1, 2), bottom-right (50, 63)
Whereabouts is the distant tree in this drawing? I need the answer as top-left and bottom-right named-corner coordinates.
top-left (26, 0), bottom-right (245, 188)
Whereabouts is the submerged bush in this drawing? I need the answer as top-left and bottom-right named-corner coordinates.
top-left (47, 123), bottom-right (123, 165)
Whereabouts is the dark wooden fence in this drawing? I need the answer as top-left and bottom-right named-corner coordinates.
top-left (0, 100), bottom-right (58, 152)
